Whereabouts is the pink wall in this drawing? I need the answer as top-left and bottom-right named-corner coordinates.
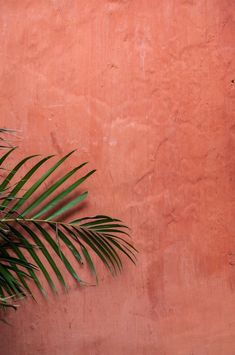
top-left (0, 1), bottom-right (235, 354)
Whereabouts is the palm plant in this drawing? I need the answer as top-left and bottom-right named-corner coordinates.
top-left (0, 137), bottom-right (136, 309)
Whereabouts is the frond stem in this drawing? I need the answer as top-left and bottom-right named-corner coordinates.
top-left (1, 218), bottom-right (72, 228)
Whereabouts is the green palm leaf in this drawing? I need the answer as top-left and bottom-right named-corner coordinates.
top-left (0, 148), bottom-right (137, 307)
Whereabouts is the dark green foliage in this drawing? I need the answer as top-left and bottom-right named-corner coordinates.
top-left (0, 148), bottom-right (136, 308)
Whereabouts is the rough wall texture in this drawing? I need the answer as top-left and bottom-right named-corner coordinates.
top-left (0, 1), bottom-right (235, 354)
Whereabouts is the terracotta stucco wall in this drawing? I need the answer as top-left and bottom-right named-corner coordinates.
top-left (0, 1), bottom-right (235, 354)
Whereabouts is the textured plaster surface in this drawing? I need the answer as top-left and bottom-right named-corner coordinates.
top-left (0, 1), bottom-right (235, 354)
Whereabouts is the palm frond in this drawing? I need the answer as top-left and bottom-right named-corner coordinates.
top-left (0, 149), bottom-right (137, 306)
